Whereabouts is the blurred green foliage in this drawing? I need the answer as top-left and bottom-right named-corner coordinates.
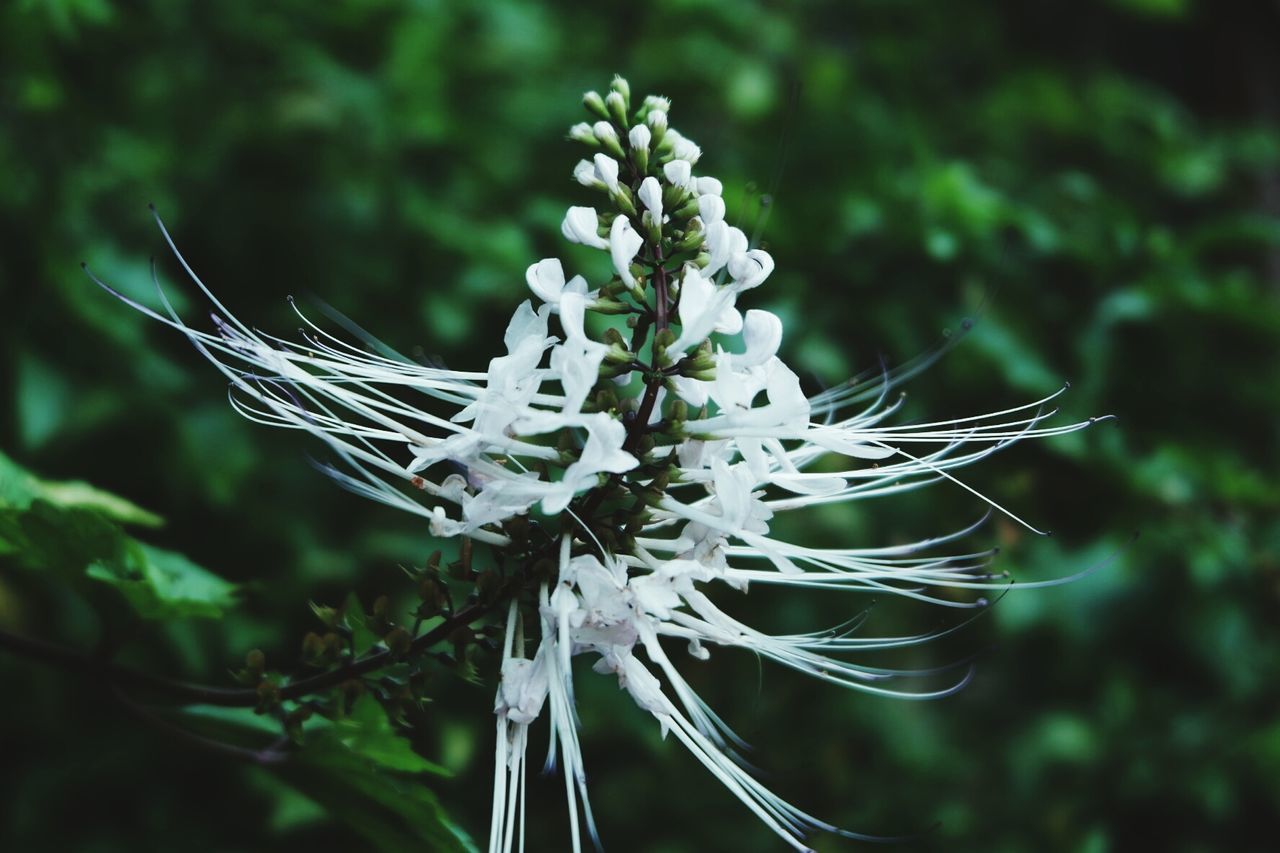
top-left (2, 0), bottom-right (1278, 850)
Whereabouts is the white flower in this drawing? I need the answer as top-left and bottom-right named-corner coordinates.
top-left (697, 193), bottom-right (725, 226)
top-left (593, 152), bottom-right (621, 194)
top-left (560, 206), bottom-right (608, 249)
top-left (727, 247), bottom-right (775, 290)
top-left (665, 128), bottom-right (702, 164)
top-left (704, 221), bottom-right (748, 277)
top-left (608, 214), bottom-right (643, 287)
top-left (525, 257), bottom-right (590, 307)
top-left (670, 264), bottom-right (742, 355)
top-left (696, 176), bottom-right (723, 197)
top-left (94, 78), bottom-right (1105, 853)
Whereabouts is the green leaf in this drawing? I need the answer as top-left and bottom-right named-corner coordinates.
top-left (327, 694), bottom-right (451, 776)
top-left (0, 449), bottom-right (162, 526)
top-left (176, 703), bottom-right (474, 852)
top-left (279, 738), bottom-right (477, 853)
top-left (0, 454), bottom-right (235, 620)
top-left (85, 541), bottom-right (239, 620)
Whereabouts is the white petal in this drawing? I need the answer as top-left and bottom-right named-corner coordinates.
top-left (663, 159), bottom-right (693, 191)
top-left (638, 176), bottom-right (664, 222)
top-left (628, 124), bottom-right (651, 153)
top-left (697, 194), bottom-right (725, 227)
top-left (593, 153), bottom-right (621, 194)
top-left (561, 206), bottom-right (608, 250)
top-left (526, 258), bottom-right (567, 304)
top-left (609, 215), bottom-right (644, 287)
top-left (727, 249), bottom-right (774, 290)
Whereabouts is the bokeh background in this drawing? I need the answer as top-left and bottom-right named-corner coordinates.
top-left (3, 0), bottom-right (1278, 850)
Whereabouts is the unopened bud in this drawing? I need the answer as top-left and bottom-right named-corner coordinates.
top-left (605, 91), bottom-right (628, 127)
top-left (610, 75), bottom-right (632, 109)
top-left (568, 122), bottom-right (598, 146)
top-left (593, 121), bottom-right (625, 159)
top-left (677, 221), bottom-right (705, 253)
top-left (583, 90), bottom-right (609, 120)
top-left (646, 110), bottom-right (668, 148)
top-left (629, 124), bottom-right (651, 172)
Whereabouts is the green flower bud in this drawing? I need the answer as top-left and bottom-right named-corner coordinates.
top-left (646, 109), bottom-right (668, 149)
top-left (672, 198), bottom-right (701, 221)
top-left (568, 122), bottom-right (599, 146)
top-left (593, 121), bottom-right (626, 159)
top-left (677, 221), bottom-right (706, 253)
top-left (610, 183), bottom-right (637, 217)
top-left (583, 90), bottom-right (609, 120)
top-left (610, 75), bottom-right (632, 110)
top-left (606, 91), bottom-right (628, 128)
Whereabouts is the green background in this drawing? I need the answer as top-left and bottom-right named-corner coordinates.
top-left (2, 0), bottom-right (1278, 850)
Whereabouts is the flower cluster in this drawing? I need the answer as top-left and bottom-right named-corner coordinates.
top-left (91, 76), bottom-right (1101, 852)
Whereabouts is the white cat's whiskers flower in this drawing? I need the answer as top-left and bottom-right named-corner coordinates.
top-left (91, 77), bottom-right (1108, 853)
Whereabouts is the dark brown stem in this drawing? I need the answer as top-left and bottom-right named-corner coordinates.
top-left (0, 602), bottom-right (493, 707)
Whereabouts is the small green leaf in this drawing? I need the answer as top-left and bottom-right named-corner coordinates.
top-left (280, 739), bottom-right (477, 853)
top-left (86, 541), bottom-right (239, 619)
top-left (0, 454), bottom-right (235, 620)
top-left (175, 703), bottom-right (474, 852)
top-left (0, 449), bottom-right (162, 526)
top-left (328, 695), bottom-right (451, 776)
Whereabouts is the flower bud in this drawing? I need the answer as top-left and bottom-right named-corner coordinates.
top-left (638, 176), bottom-right (664, 225)
top-left (677, 219), bottom-right (705, 253)
top-left (610, 74), bottom-right (632, 109)
top-left (663, 129), bottom-right (702, 164)
top-left (605, 91), bottom-right (628, 127)
top-left (629, 124), bottom-right (651, 172)
top-left (643, 95), bottom-right (671, 114)
top-left (568, 122), bottom-right (598, 146)
top-left (663, 159), bottom-right (694, 192)
top-left (593, 121), bottom-right (625, 159)
top-left (583, 90), bottom-right (609, 120)
top-left (646, 109), bottom-right (668, 149)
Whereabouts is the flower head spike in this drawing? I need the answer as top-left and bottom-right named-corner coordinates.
top-left (90, 76), bottom-right (1109, 852)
